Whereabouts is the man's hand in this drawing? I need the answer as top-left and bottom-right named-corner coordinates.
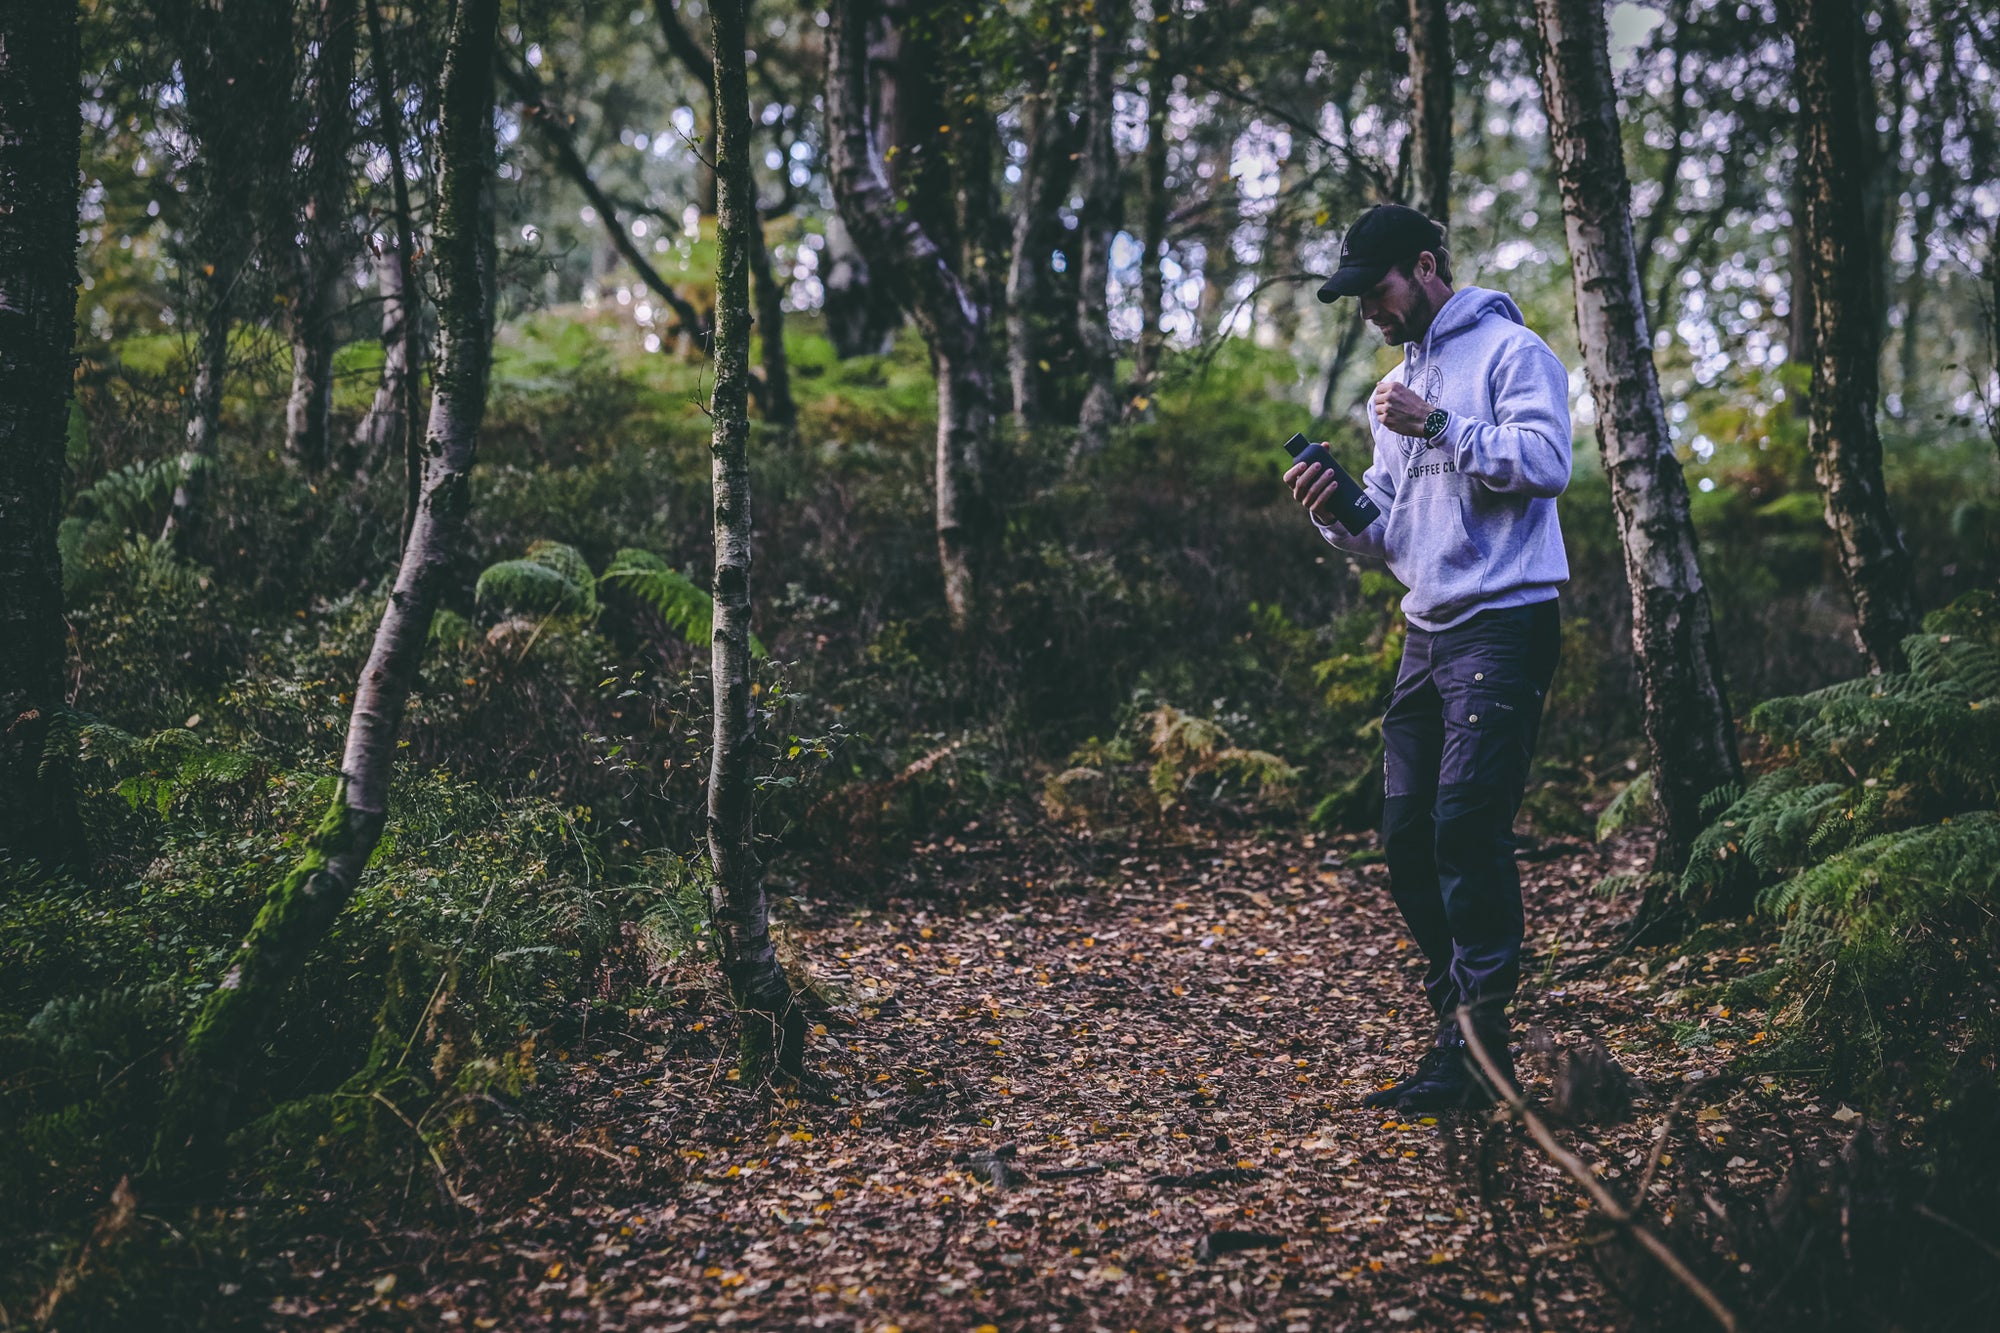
top-left (1373, 380), bottom-right (1437, 437)
top-left (1284, 454), bottom-right (1341, 519)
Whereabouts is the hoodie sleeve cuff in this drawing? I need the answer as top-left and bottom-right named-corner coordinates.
top-left (1442, 410), bottom-right (1474, 466)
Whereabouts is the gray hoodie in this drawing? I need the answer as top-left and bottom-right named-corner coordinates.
top-left (1314, 285), bottom-right (1572, 631)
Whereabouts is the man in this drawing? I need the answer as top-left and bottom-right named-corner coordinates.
top-left (1286, 204), bottom-right (1571, 1111)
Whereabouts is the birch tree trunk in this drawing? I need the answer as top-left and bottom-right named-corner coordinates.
top-left (0, 0), bottom-right (85, 869)
top-left (368, 0), bottom-right (430, 544)
top-left (157, 0), bottom-right (501, 1168)
top-left (828, 0), bottom-right (994, 630)
top-left (1534, 0), bottom-right (1741, 875)
top-left (1005, 53), bottom-right (1077, 431)
top-left (1792, 0), bottom-right (1920, 673)
top-left (822, 214), bottom-right (899, 359)
top-left (285, 0), bottom-right (357, 472)
top-left (1074, 0), bottom-right (1124, 459)
top-left (1130, 57), bottom-right (1169, 415)
top-left (708, 0), bottom-right (802, 1073)
top-left (1405, 0), bottom-right (1452, 226)
top-left (360, 0), bottom-right (426, 545)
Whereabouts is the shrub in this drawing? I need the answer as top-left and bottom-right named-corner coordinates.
top-left (1678, 591), bottom-right (2000, 1093)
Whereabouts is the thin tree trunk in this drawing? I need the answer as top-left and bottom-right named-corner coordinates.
top-left (158, 0), bottom-right (296, 550)
top-left (156, 0), bottom-right (501, 1169)
top-left (1792, 0), bottom-right (1920, 673)
top-left (359, 0), bottom-right (425, 544)
top-left (748, 224), bottom-right (796, 432)
top-left (1535, 0), bottom-right (1741, 875)
top-left (1005, 54), bottom-right (1076, 430)
top-left (1074, 0), bottom-right (1124, 458)
top-left (1405, 0), bottom-right (1452, 226)
top-left (355, 247), bottom-right (409, 467)
top-left (828, 0), bottom-right (994, 630)
top-left (1317, 304), bottom-right (1365, 419)
top-left (285, 0), bottom-right (357, 472)
top-left (1130, 57), bottom-right (1169, 414)
top-left (0, 1), bottom-right (85, 869)
top-left (161, 288), bottom-right (231, 546)
top-left (499, 57), bottom-right (708, 342)
top-left (707, 0), bottom-right (801, 1074)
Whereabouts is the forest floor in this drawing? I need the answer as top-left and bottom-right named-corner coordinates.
top-left (259, 825), bottom-right (1846, 1332)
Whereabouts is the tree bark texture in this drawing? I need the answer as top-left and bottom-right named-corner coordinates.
top-left (1131, 58), bottom-right (1169, 412)
top-left (1005, 52), bottom-right (1078, 431)
top-left (158, 0), bottom-right (501, 1168)
top-left (821, 213), bottom-right (900, 358)
top-left (358, 0), bottom-right (425, 543)
top-left (285, 0), bottom-right (358, 472)
top-left (1535, 0), bottom-right (1741, 873)
top-left (0, 1), bottom-right (86, 868)
top-left (1074, 0), bottom-right (1124, 458)
top-left (1791, 0), bottom-right (1920, 673)
top-left (828, 0), bottom-right (993, 630)
top-left (1405, 0), bottom-right (1452, 226)
top-left (707, 0), bottom-right (801, 1072)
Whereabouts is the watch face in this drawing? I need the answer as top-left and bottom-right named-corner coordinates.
top-left (1423, 408), bottom-right (1448, 440)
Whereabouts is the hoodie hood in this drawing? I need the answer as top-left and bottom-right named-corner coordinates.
top-left (1405, 287), bottom-right (1526, 382)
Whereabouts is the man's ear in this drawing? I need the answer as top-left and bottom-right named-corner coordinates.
top-left (1415, 250), bottom-right (1436, 282)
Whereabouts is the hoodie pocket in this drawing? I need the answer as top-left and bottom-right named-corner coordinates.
top-left (1383, 481), bottom-right (1483, 593)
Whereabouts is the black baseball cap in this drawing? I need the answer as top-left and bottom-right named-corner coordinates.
top-left (1316, 204), bottom-right (1446, 302)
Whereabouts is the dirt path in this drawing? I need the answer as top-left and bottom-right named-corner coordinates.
top-left (275, 827), bottom-right (1822, 1331)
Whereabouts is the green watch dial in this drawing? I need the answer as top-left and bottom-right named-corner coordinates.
top-left (1422, 407), bottom-right (1449, 440)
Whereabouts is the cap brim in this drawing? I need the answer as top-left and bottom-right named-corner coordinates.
top-left (1316, 262), bottom-right (1390, 302)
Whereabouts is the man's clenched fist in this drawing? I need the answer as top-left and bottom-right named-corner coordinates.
top-left (1372, 380), bottom-right (1437, 437)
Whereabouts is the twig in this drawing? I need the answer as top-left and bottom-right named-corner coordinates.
top-left (1914, 1202), bottom-right (2000, 1265)
top-left (1457, 1008), bottom-right (1740, 1333)
top-left (371, 1089), bottom-right (474, 1210)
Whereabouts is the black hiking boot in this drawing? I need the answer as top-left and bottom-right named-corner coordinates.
top-left (1360, 1046), bottom-right (1455, 1109)
top-left (1394, 1037), bottom-right (1519, 1112)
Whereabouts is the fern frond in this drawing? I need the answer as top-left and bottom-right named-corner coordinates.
top-left (598, 548), bottom-right (766, 656)
top-left (475, 559), bottom-right (589, 618)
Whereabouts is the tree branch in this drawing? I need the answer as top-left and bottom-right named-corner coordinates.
top-left (1457, 1009), bottom-right (1740, 1333)
top-left (496, 54), bottom-right (709, 342)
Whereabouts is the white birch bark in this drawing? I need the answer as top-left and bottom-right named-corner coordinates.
top-left (1534, 0), bottom-right (1740, 875)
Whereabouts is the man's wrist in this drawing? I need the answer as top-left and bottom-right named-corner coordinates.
top-left (1420, 406), bottom-right (1450, 442)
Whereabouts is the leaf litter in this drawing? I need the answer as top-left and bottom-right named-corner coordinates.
top-left (267, 825), bottom-right (1849, 1330)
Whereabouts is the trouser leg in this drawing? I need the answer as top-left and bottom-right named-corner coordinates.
top-left (1379, 627), bottom-right (1458, 1028)
top-left (1430, 601), bottom-right (1562, 1035)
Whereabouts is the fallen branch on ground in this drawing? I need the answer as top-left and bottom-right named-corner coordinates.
top-left (1457, 1007), bottom-right (1740, 1333)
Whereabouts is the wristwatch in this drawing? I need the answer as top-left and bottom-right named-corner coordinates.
top-left (1421, 407), bottom-right (1450, 442)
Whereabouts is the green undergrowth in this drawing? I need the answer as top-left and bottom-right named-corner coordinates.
top-left (0, 749), bottom-right (628, 1315)
top-left (1678, 591), bottom-right (2000, 1097)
